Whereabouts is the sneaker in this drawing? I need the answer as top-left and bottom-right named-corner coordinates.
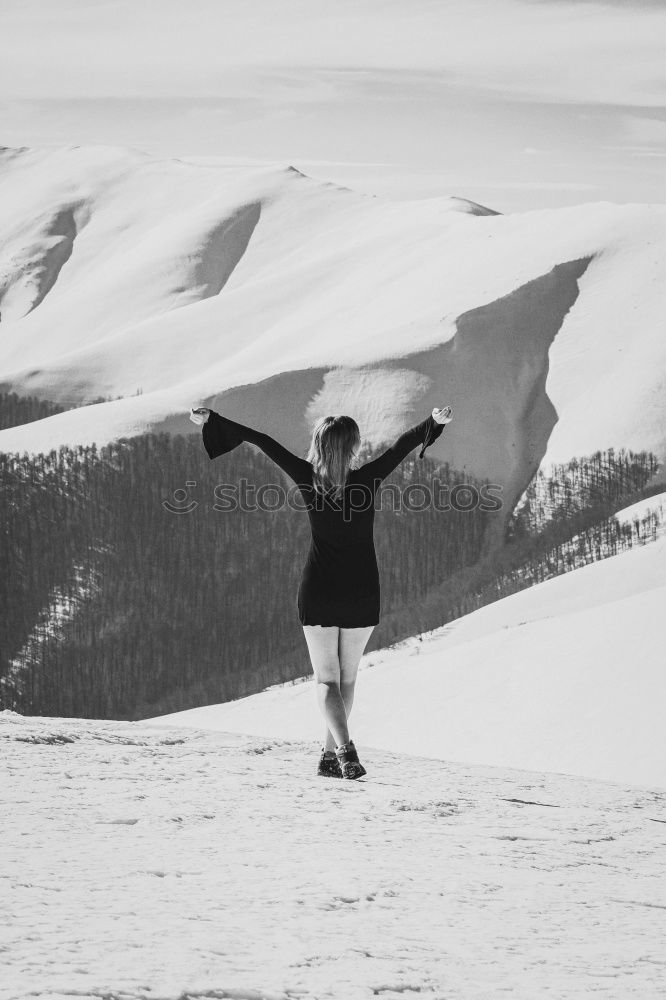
top-left (317, 748), bottom-right (342, 778)
top-left (335, 740), bottom-right (367, 780)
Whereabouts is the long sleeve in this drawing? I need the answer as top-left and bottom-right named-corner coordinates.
top-left (202, 410), bottom-right (312, 486)
top-left (357, 415), bottom-right (446, 485)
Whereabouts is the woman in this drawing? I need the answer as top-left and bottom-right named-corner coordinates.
top-left (190, 402), bottom-right (453, 779)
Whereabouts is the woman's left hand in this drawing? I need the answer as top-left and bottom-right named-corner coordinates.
top-left (189, 406), bottom-right (211, 425)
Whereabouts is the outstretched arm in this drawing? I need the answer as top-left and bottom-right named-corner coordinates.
top-left (358, 407), bottom-right (451, 485)
top-left (197, 408), bottom-right (311, 486)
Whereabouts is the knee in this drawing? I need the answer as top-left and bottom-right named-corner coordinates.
top-left (340, 676), bottom-right (356, 695)
top-left (316, 677), bottom-right (341, 694)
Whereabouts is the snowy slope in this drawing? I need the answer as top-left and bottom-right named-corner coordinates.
top-left (0, 145), bottom-right (664, 516)
top-left (2, 710), bottom-right (665, 1000)
top-left (151, 495), bottom-right (666, 790)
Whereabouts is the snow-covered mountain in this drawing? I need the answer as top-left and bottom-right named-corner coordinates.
top-left (150, 494), bottom-right (666, 791)
top-left (1, 144), bottom-right (665, 528)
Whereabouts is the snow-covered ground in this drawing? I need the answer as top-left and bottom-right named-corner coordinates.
top-left (2, 709), bottom-right (665, 1000)
top-left (0, 145), bottom-right (664, 506)
top-left (151, 495), bottom-right (666, 791)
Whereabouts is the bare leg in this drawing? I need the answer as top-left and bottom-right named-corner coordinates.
top-left (302, 626), bottom-right (349, 748)
top-left (324, 625), bottom-right (374, 751)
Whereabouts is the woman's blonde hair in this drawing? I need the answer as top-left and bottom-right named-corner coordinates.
top-left (307, 415), bottom-right (361, 497)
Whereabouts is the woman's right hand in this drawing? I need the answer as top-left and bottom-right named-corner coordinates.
top-left (432, 405), bottom-right (453, 425)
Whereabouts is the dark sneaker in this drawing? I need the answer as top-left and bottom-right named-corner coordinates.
top-left (317, 749), bottom-right (343, 778)
top-left (335, 740), bottom-right (367, 780)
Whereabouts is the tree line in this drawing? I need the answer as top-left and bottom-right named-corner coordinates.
top-left (1, 394), bottom-right (661, 720)
top-left (0, 427), bottom-right (492, 719)
top-left (378, 447), bottom-right (662, 644)
top-left (0, 391), bottom-right (66, 430)
top-left (0, 389), bottom-right (143, 431)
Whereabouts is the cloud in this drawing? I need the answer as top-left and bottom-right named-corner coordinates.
top-left (0, 0), bottom-right (664, 108)
top-left (623, 115), bottom-right (666, 144)
top-left (1, 1), bottom-right (664, 210)
top-left (599, 113), bottom-right (666, 157)
top-left (477, 180), bottom-right (599, 191)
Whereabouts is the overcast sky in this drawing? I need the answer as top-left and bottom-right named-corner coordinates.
top-left (1, 0), bottom-right (665, 211)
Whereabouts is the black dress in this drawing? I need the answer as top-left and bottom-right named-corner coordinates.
top-left (202, 410), bottom-right (445, 627)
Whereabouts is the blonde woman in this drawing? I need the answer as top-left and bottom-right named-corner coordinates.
top-left (191, 403), bottom-right (453, 779)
